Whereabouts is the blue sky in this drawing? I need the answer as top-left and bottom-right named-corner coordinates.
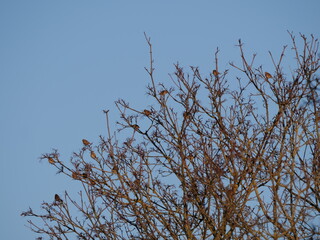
top-left (0, 1), bottom-right (319, 239)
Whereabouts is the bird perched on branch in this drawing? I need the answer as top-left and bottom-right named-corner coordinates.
top-left (90, 151), bottom-right (97, 159)
top-left (82, 139), bottom-right (91, 146)
top-left (265, 72), bottom-right (272, 79)
top-left (54, 194), bottom-right (63, 203)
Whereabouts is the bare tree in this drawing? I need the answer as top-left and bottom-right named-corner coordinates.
top-left (22, 33), bottom-right (320, 240)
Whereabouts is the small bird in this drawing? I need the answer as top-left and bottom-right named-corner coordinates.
top-left (212, 70), bottom-right (219, 76)
top-left (265, 72), bottom-right (272, 79)
top-left (54, 194), bottom-right (63, 203)
top-left (143, 109), bottom-right (152, 116)
top-left (82, 139), bottom-right (91, 146)
top-left (72, 172), bottom-right (79, 180)
top-left (159, 90), bottom-right (169, 96)
top-left (132, 124), bottom-right (140, 131)
top-left (90, 151), bottom-right (97, 159)
top-left (48, 157), bottom-right (55, 164)
top-left (183, 111), bottom-right (191, 119)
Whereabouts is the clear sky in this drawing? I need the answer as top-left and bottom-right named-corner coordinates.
top-left (0, 1), bottom-right (319, 239)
